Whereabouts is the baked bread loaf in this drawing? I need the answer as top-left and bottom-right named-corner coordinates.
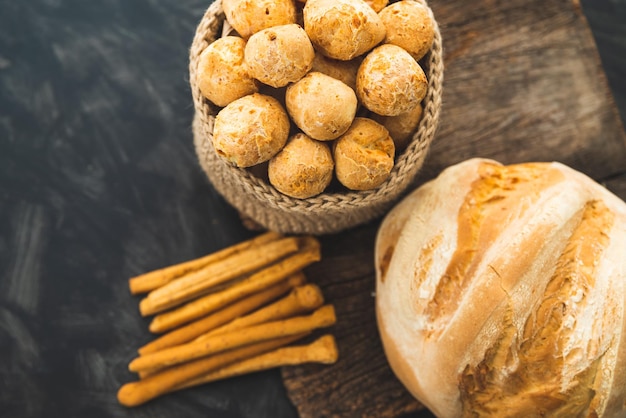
top-left (375, 158), bottom-right (626, 417)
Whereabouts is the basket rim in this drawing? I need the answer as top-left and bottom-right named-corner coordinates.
top-left (189, 0), bottom-right (444, 211)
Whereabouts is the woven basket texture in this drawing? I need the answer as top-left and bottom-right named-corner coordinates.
top-left (190, 0), bottom-right (443, 235)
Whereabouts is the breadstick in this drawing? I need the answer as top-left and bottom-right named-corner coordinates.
top-left (117, 334), bottom-right (305, 407)
top-left (194, 283), bottom-right (324, 342)
top-left (148, 237), bottom-right (321, 333)
top-left (129, 231), bottom-right (281, 294)
top-left (137, 273), bottom-right (306, 355)
top-left (138, 330), bottom-right (310, 379)
top-left (175, 335), bottom-right (338, 390)
top-left (139, 236), bottom-right (301, 316)
top-left (130, 305), bottom-right (336, 372)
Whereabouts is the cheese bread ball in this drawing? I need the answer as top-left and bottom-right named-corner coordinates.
top-left (379, 1), bottom-right (435, 61)
top-left (303, 0), bottom-right (386, 60)
top-left (286, 72), bottom-right (358, 141)
top-left (244, 24), bottom-right (315, 88)
top-left (222, 0), bottom-right (297, 39)
top-left (197, 36), bottom-right (258, 107)
top-left (268, 133), bottom-right (334, 198)
top-left (310, 52), bottom-right (361, 91)
top-left (357, 44), bottom-right (427, 116)
top-left (213, 93), bottom-right (290, 167)
top-left (372, 103), bottom-right (423, 151)
top-left (334, 117), bottom-right (395, 190)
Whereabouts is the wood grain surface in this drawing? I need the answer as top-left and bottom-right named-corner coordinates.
top-left (281, 0), bottom-right (626, 417)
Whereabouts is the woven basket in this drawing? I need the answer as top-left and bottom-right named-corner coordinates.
top-left (190, 0), bottom-right (443, 235)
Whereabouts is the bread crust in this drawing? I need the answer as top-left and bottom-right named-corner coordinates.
top-left (375, 158), bottom-right (626, 417)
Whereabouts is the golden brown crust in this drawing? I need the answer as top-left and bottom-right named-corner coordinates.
top-left (459, 198), bottom-right (615, 416)
top-left (371, 103), bottom-right (423, 151)
top-left (357, 44), bottom-right (427, 116)
top-left (379, 1), bottom-right (435, 61)
top-left (244, 24), bottom-right (315, 88)
top-left (268, 133), bottom-right (334, 199)
top-left (333, 117), bottom-right (395, 190)
top-left (285, 72), bottom-right (358, 141)
top-left (303, 0), bottom-right (386, 60)
top-left (310, 52), bottom-right (361, 91)
top-left (197, 36), bottom-right (258, 107)
top-left (222, 0), bottom-right (297, 39)
top-left (212, 93), bottom-right (290, 167)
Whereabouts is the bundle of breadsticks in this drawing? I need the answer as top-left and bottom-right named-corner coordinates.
top-left (117, 232), bottom-right (338, 407)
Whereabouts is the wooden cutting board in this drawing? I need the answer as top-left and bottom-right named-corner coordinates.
top-left (281, 0), bottom-right (626, 416)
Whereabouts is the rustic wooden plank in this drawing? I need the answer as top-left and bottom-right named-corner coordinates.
top-left (580, 0), bottom-right (626, 125)
top-left (420, 0), bottom-right (626, 181)
top-left (282, 225), bottom-right (427, 418)
top-left (282, 0), bottom-right (626, 417)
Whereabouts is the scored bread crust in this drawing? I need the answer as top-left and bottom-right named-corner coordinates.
top-left (375, 158), bottom-right (626, 418)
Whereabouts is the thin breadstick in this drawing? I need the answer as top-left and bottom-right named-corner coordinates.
top-left (117, 334), bottom-right (305, 407)
top-left (138, 330), bottom-right (310, 379)
top-left (139, 236), bottom-right (301, 316)
top-left (194, 283), bottom-right (324, 342)
top-left (129, 231), bottom-right (281, 294)
top-left (130, 305), bottom-right (336, 373)
top-left (148, 237), bottom-right (321, 333)
top-left (137, 273), bottom-right (307, 355)
top-left (175, 335), bottom-right (338, 390)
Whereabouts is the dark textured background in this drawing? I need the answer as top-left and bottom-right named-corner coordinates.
top-left (0, 1), bottom-right (624, 417)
